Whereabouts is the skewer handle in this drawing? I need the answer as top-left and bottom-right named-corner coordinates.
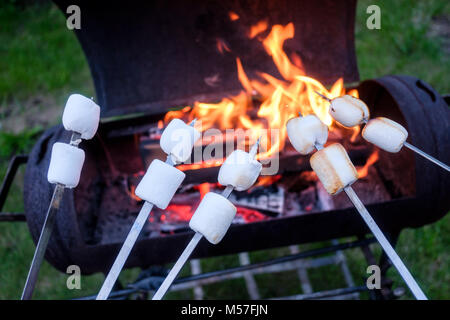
top-left (404, 142), bottom-right (450, 172)
top-left (152, 232), bottom-right (203, 300)
top-left (21, 184), bottom-right (65, 300)
top-left (343, 186), bottom-right (427, 300)
top-left (96, 201), bottom-right (154, 300)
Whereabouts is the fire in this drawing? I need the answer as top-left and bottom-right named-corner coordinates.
top-left (129, 185), bottom-right (142, 202)
top-left (357, 150), bottom-right (379, 178)
top-left (350, 126), bottom-right (360, 143)
top-left (229, 11), bottom-right (240, 21)
top-left (164, 22), bottom-right (358, 161)
top-left (249, 20), bottom-right (268, 39)
top-left (216, 38), bottom-right (231, 54)
top-left (197, 182), bottom-right (210, 199)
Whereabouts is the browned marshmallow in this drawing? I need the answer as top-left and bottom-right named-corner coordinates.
top-left (310, 143), bottom-right (358, 195)
top-left (330, 95), bottom-right (370, 128)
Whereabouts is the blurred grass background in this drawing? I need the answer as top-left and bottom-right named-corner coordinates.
top-left (0, 0), bottom-right (448, 299)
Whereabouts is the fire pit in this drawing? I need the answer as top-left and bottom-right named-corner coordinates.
top-left (17, 0), bottom-right (450, 280)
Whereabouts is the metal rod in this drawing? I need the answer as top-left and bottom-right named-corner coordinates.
top-left (75, 237), bottom-right (377, 300)
top-left (21, 184), bottom-right (65, 300)
top-left (21, 131), bottom-right (81, 300)
top-left (314, 90), bottom-right (332, 102)
top-left (273, 285), bottom-right (368, 300)
top-left (313, 90), bottom-right (449, 173)
top-left (152, 139), bottom-right (261, 300)
top-left (98, 120), bottom-right (198, 300)
top-left (309, 115), bottom-right (427, 299)
top-left (152, 185), bottom-right (234, 300)
top-left (152, 232), bottom-right (203, 300)
top-left (404, 142), bottom-right (450, 172)
top-left (96, 201), bottom-right (154, 300)
top-left (0, 155), bottom-right (28, 211)
top-left (343, 186), bottom-right (427, 300)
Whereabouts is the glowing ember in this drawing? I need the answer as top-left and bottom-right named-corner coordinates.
top-left (163, 22), bottom-right (359, 162)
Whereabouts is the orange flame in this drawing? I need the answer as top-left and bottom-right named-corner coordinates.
top-left (164, 22), bottom-right (358, 161)
top-left (198, 182), bottom-right (211, 199)
top-left (249, 20), bottom-right (268, 38)
top-left (357, 150), bottom-right (379, 178)
top-left (229, 11), bottom-right (240, 21)
top-left (350, 126), bottom-right (360, 143)
top-left (129, 185), bottom-right (142, 202)
top-left (216, 38), bottom-right (231, 54)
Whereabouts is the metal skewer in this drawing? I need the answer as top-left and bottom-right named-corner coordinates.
top-left (152, 138), bottom-right (261, 300)
top-left (96, 120), bottom-right (196, 300)
top-left (403, 142), bottom-right (449, 172)
top-left (342, 186), bottom-right (427, 300)
top-left (21, 132), bottom-right (81, 300)
top-left (313, 91), bottom-right (449, 172)
top-left (311, 140), bottom-right (427, 299)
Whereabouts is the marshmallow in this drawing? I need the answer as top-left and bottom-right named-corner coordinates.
top-left (189, 192), bottom-right (237, 244)
top-left (218, 149), bottom-right (262, 191)
top-left (62, 94), bottom-right (101, 140)
top-left (47, 142), bottom-right (85, 188)
top-left (286, 115), bottom-right (328, 154)
top-left (310, 143), bottom-right (358, 195)
top-left (135, 159), bottom-right (185, 209)
top-left (160, 119), bottom-right (201, 163)
top-left (329, 95), bottom-right (369, 128)
top-left (362, 117), bottom-right (408, 153)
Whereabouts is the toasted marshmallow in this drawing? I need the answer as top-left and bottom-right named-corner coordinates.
top-left (47, 142), bottom-right (85, 188)
top-left (218, 149), bottom-right (262, 191)
top-left (362, 117), bottom-right (408, 153)
top-left (62, 94), bottom-right (100, 139)
top-left (286, 115), bottom-right (328, 154)
top-left (135, 159), bottom-right (186, 209)
top-left (189, 192), bottom-right (237, 244)
top-left (160, 119), bottom-right (201, 164)
top-left (329, 95), bottom-right (369, 128)
top-left (310, 143), bottom-right (358, 195)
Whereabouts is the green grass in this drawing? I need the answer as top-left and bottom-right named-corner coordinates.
top-left (0, 0), bottom-right (448, 299)
top-left (355, 0), bottom-right (450, 93)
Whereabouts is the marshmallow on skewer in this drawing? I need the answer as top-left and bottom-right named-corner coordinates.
top-left (362, 117), bottom-right (408, 153)
top-left (47, 142), bottom-right (85, 188)
top-left (286, 114), bottom-right (328, 155)
top-left (310, 143), bottom-right (358, 195)
top-left (189, 192), bottom-right (237, 244)
top-left (62, 94), bottom-right (101, 140)
top-left (329, 95), bottom-right (370, 128)
top-left (135, 159), bottom-right (185, 209)
top-left (218, 149), bottom-right (263, 191)
top-left (160, 118), bottom-right (201, 164)
top-left (194, 146), bottom-right (262, 244)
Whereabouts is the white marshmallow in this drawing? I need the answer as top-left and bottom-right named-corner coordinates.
top-left (310, 143), bottom-right (358, 195)
top-left (286, 115), bottom-right (328, 154)
top-left (329, 95), bottom-right (370, 128)
top-left (47, 142), bottom-right (85, 188)
top-left (62, 94), bottom-right (101, 140)
top-left (362, 117), bottom-right (408, 153)
top-left (135, 159), bottom-right (185, 209)
top-left (218, 149), bottom-right (262, 191)
top-left (189, 192), bottom-right (237, 244)
top-left (160, 118), bottom-right (201, 163)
